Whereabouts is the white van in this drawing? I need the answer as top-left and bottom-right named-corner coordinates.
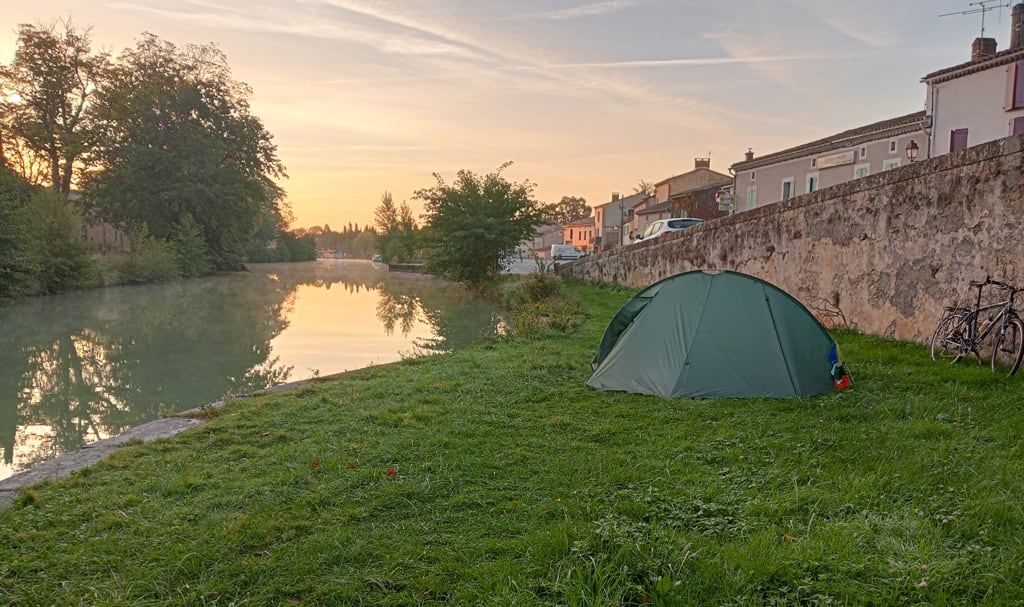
top-left (551, 244), bottom-right (585, 260)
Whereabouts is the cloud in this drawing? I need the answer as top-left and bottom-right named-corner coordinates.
top-left (785, 0), bottom-right (898, 48)
top-left (508, 0), bottom-right (638, 21)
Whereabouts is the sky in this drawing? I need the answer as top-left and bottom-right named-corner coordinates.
top-left (0, 0), bottom-right (1009, 229)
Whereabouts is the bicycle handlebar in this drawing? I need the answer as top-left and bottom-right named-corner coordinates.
top-left (969, 276), bottom-right (1022, 292)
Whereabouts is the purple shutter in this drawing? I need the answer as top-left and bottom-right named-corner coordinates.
top-left (950, 128), bottom-right (969, 152)
top-left (1013, 116), bottom-right (1024, 135)
top-left (1016, 61), bottom-right (1024, 109)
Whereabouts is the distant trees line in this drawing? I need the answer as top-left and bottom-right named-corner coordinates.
top-left (0, 20), bottom-right (311, 300)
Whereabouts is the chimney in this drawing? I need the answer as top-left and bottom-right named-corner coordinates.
top-left (611, 192), bottom-right (620, 202)
top-left (745, 148), bottom-right (754, 162)
top-left (973, 37), bottom-right (997, 61)
top-left (694, 157), bottom-right (710, 169)
top-left (1012, 3), bottom-right (1024, 49)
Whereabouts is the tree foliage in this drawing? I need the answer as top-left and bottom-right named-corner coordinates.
top-left (634, 180), bottom-right (656, 196)
top-left (416, 162), bottom-right (544, 286)
top-left (374, 191), bottom-right (399, 261)
top-left (374, 192), bottom-right (420, 262)
top-left (543, 195), bottom-right (591, 224)
top-left (0, 20), bottom-right (108, 195)
top-left (81, 33), bottom-right (287, 271)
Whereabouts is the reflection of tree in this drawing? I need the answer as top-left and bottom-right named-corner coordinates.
top-left (0, 271), bottom-right (297, 474)
top-left (376, 293), bottom-right (420, 336)
top-left (0, 259), bottom-right (504, 476)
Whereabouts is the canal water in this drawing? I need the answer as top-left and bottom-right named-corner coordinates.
top-left (0, 260), bottom-right (505, 481)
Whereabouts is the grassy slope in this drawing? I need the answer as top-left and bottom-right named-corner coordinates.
top-left (2, 280), bottom-right (1023, 606)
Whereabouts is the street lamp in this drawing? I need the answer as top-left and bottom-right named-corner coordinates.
top-left (905, 140), bottom-right (920, 163)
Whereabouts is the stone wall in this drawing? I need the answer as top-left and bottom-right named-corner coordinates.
top-left (558, 135), bottom-right (1024, 343)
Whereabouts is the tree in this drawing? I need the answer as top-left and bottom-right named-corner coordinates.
top-left (82, 33), bottom-right (286, 270)
top-left (0, 167), bottom-right (38, 298)
top-left (543, 195), bottom-right (590, 224)
top-left (0, 20), bottom-right (108, 195)
top-left (416, 162), bottom-right (545, 286)
top-left (396, 201), bottom-right (418, 261)
top-left (374, 191), bottom-right (398, 261)
top-left (634, 180), bottom-right (656, 197)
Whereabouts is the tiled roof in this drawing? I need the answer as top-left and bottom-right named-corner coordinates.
top-left (563, 216), bottom-right (595, 227)
top-left (655, 168), bottom-right (731, 186)
top-left (922, 46), bottom-right (1024, 83)
top-left (637, 202), bottom-right (671, 215)
top-left (731, 111), bottom-right (927, 172)
top-left (594, 191), bottom-right (648, 209)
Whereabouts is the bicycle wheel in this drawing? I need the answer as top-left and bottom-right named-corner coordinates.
top-left (990, 316), bottom-right (1024, 376)
top-left (930, 311), bottom-right (972, 363)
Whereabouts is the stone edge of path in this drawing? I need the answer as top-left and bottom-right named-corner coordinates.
top-left (0, 374), bottom-right (340, 512)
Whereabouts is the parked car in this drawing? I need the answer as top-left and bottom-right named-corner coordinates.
top-left (634, 218), bottom-right (704, 242)
top-left (551, 244), bottom-right (586, 260)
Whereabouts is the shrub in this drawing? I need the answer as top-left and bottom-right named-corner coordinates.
top-left (123, 230), bottom-right (180, 283)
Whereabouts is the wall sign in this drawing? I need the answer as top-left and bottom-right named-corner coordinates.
top-left (816, 150), bottom-right (856, 169)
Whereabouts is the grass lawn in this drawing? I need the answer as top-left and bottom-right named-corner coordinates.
top-left (2, 279), bottom-right (1024, 606)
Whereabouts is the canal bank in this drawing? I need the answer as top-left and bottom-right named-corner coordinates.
top-left (0, 373), bottom-right (347, 510)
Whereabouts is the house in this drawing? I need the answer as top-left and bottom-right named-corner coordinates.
top-left (562, 216), bottom-right (596, 253)
top-left (730, 112), bottom-right (928, 211)
top-left (729, 2), bottom-right (1024, 212)
top-left (921, 2), bottom-right (1024, 156)
top-left (654, 158), bottom-right (732, 216)
top-left (593, 191), bottom-right (650, 249)
top-left (528, 224), bottom-right (564, 256)
top-left (629, 158), bottom-right (731, 236)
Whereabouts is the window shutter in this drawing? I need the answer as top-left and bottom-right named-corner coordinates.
top-left (1013, 116), bottom-right (1024, 135)
top-left (950, 128), bottom-right (969, 152)
top-left (1016, 61), bottom-right (1024, 109)
top-left (1007, 64), bottom-right (1016, 110)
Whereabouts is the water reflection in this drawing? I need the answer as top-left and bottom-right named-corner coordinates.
top-left (0, 260), bottom-right (503, 480)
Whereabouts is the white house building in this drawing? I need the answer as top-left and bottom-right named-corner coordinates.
top-left (921, 3), bottom-right (1024, 156)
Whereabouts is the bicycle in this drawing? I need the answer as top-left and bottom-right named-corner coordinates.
top-left (930, 277), bottom-right (1024, 376)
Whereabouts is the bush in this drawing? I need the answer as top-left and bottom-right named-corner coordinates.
top-left (123, 231), bottom-right (180, 283)
top-left (26, 191), bottom-right (96, 294)
top-left (497, 273), bottom-right (586, 336)
top-left (172, 213), bottom-right (212, 277)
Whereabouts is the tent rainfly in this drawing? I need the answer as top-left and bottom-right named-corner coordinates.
top-left (587, 271), bottom-right (839, 399)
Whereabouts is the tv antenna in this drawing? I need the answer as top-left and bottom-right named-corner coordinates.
top-left (939, 1), bottom-right (1011, 38)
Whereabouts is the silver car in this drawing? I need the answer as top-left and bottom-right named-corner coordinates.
top-left (634, 217), bottom-right (704, 241)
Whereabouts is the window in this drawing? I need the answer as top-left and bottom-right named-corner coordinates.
top-left (781, 178), bottom-right (795, 201)
top-left (883, 159), bottom-right (901, 171)
top-left (859, 146), bottom-right (867, 159)
top-left (854, 163), bottom-right (870, 179)
top-left (950, 128), bottom-right (969, 152)
top-left (810, 158), bottom-right (817, 169)
top-left (569, 229), bottom-right (574, 240)
top-left (889, 140), bottom-right (898, 154)
top-left (1013, 116), bottom-right (1024, 136)
top-left (750, 171), bottom-right (756, 181)
top-left (746, 186), bottom-right (757, 210)
top-left (806, 173), bottom-right (819, 193)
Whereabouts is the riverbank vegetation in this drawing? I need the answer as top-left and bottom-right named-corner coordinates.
top-left (2, 278), bottom-right (1023, 605)
top-left (0, 21), bottom-right (312, 301)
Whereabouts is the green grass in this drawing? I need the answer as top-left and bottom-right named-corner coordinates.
top-left (3, 280), bottom-right (1024, 605)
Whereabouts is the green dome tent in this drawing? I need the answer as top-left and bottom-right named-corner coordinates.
top-left (587, 271), bottom-right (840, 399)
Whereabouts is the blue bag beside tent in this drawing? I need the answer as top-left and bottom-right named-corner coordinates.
top-left (587, 270), bottom-right (840, 399)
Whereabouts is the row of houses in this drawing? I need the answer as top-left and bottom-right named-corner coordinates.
top-left (529, 158), bottom-right (734, 256)
top-left (532, 2), bottom-right (1024, 257)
